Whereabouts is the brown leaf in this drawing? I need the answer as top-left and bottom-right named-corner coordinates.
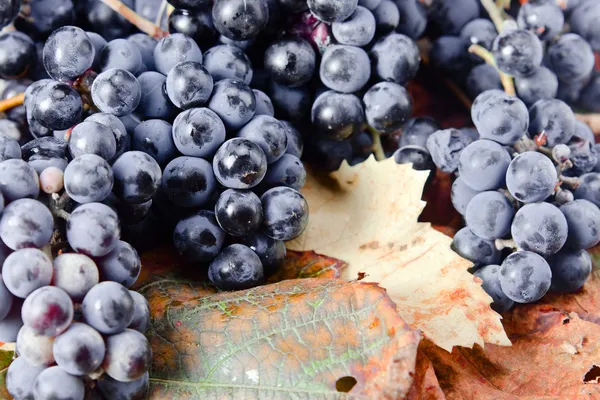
top-left (287, 157), bottom-right (510, 351)
top-left (140, 278), bottom-right (419, 399)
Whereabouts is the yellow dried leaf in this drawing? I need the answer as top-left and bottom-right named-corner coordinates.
top-left (288, 156), bottom-right (511, 351)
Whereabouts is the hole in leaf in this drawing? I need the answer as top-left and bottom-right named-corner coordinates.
top-left (584, 365), bottom-right (600, 383)
top-left (562, 317), bottom-right (570, 325)
top-left (336, 376), bottom-right (357, 392)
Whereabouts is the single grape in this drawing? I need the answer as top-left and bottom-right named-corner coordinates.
top-left (132, 119), bottom-right (177, 166)
top-left (261, 187), bottom-right (308, 240)
top-left (569, 0), bottom-right (600, 51)
top-left (98, 38), bottom-right (143, 75)
top-left (0, 159), bottom-right (39, 201)
top-left (547, 33), bottom-right (594, 83)
top-left (253, 89), bottom-right (274, 117)
top-left (22, 286), bottom-right (73, 337)
top-left (0, 0), bottom-right (20, 29)
top-left (88, 31), bottom-right (108, 70)
top-left (370, 33), bottom-right (420, 85)
top-left (162, 156), bottom-right (216, 208)
top-left (474, 265), bottom-right (514, 313)
top-left (372, 0), bottom-right (399, 34)
top-left (16, 325), bottom-right (55, 366)
top-left (136, 71), bottom-right (176, 119)
top-left (492, 29), bottom-right (543, 78)
top-left (451, 176), bottom-right (480, 216)
top-left (82, 281), bottom-right (134, 334)
top-left (128, 291), bottom-right (150, 333)
top-left (208, 78), bottom-right (256, 131)
top-left (394, 0), bottom-right (427, 39)
top-left (0, 274), bottom-right (13, 320)
top-left (103, 328), bottom-right (152, 382)
top-left (39, 166), bottom-right (64, 194)
top-left (560, 199), bottom-right (600, 250)
top-left (209, 243), bottom-right (264, 290)
top-left (499, 251), bottom-right (552, 303)
top-left (53, 322), bottom-right (106, 375)
top-left (528, 99), bottom-right (575, 147)
top-left (517, 0), bottom-right (564, 40)
top-left (331, 6), bottom-right (375, 46)
top-left (363, 82), bottom-right (411, 134)
top-left (215, 189), bottom-right (263, 236)
top-left (399, 117), bottom-right (440, 148)
top-left (465, 191), bottom-right (514, 240)
top-left (2, 249), bottom-right (52, 298)
top-left (91, 68), bottom-right (141, 116)
top-left (6, 357), bottom-right (46, 400)
top-left (166, 61), bottom-right (214, 110)
top-left (52, 253), bottom-right (99, 301)
top-left (458, 140), bottom-right (511, 191)
top-left (466, 64), bottom-right (503, 99)
top-left (319, 44), bottom-right (370, 93)
top-left (30, 80), bottom-right (82, 130)
top-left (425, 128), bottom-right (474, 173)
top-left (64, 154), bottom-right (114, 203)
top-left (112, 151), bottom-right (162, 203)
top-left (0, 199), bottom-right (52, 250)
top-left (514, 66), bottom-right (559, 106)
top-left (547, 249), bottom-right (591, 292)
top-left (172, 108), bottom-right (225, 158)
top-left (68, 121), bottom-right (116, 160)
top-left (282, 121), bottom-right (304, 158)
top-left (308, 0), bottom-right (357, 22)
top-left (43, 26), bottom-right (94, 82)
top-left (213, 138), bottom-right (267, 189)
top-left (452, 227), bottom-right (501, 267)
top-left (512, 202), bottom-right (568, 255)
top-left (505, 151), bottom-right (557, 203)
top-left (173, 210), bottom-right (225, 262)
top-left (262, 154), bottom-right (307, 190)
top-left (212, 0), bottom-right (268, 40)
top-left (471, 90), bottom-right (529, 145)
top-left (0, 135), bottom-right (21, 162)
top-left (428, 0), bottom-right (479, 34)
top-left (97, 373), bottom-right (149, 400)
top-left (127, 33), bottom-right (158, 71)
top-left (202, 44), bottom-right (252, 84)
top-left (564, 139), bottom-right (598, 177)
top-left (574, 172), bottom-right (600, 206)
top-left (263, 37), bottom-right (315, 88)
top-left (84, 113), bottom-right (131, 162)
top-left (97, 240), bottom-right (141, 288)
top-left (67, 202), bottom-right (120, 257)
top-left (393, 145), bottom-right (435, 172)
top-left (153, 33), bottom-right (203, 75)
top-left (237, 115), bottom-right (288, 164)
top-left (33, 366), bottom-right (85, 400)
top-left (460, 19), bottom-right (497, 61)
top-left (169, 9), bottom-right (218, 50)
top-left (311, 90), bottom-right (364, 141)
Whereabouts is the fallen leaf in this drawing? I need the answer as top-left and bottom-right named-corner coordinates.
top-left (0, 346), bottom-right (14, 400)
top-left (140, 278), bottom-right (420, 399)
top-left (287, 157), bottom-right (510, 351)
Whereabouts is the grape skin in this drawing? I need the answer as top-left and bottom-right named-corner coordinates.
top-left (560, 199), bottom-right (600, 250)
top-left (39, 166), bottom-right (64, 194)
top-left (426, 128), bottom-right (473, 173)
top-left (471, 90), bottom-right (529, 146)
top-left (547, 33), bottom-right (594, 83)
top-left (153, 33), bottom-right (203, 75)
top-left (128, 291), bottom-right (150, 333)
top-left (6, 357), bottom-right (46, 400)
top-left (213, 138), bottom-right (267, 189)
top-left (103, 329), bottom-right (152, 382)
top-left (173, 211), bottom-right (225, 262)
top-left (261, 187), bottom-right (309, 240)
top-left (215, 189), bottom-right (263, 236)
top-left (574, 172), bottom-right (600, 207)
top-left (363, 82), bottom-right (412, 134)
top-left (99, 38), bottom-right (143, 74)
top-left (281, 121), bottom-right (303, 158)
top-left (2, 249), bottom-right (52, 298)
top-left (264, 37), bottom-right (315, 87)
top-left (262, 153), bottom-right (307, 191)
top-left (166, 61), bottom-right (214, 110)
top-left (21, 286), bottom-right (73, 337)
top-left (85, 113), bottom-right (131, 162)
top-left (308, 0), bottom-right (357, 23)
top-left (162, 156), bottom-right (216, 208)
top-left (505, 151), bottom-right (557, 203)
top-left (0, 158), bottom-right (40, 201)
top-left (547, 249), bottom-right (591, 293)
top-left (514, 66), bottom-right (558, 107)
top-left (0, 274), bottom-right (13, 320)
top-left (311, 90), bottom-right (364, 141)
top-left (451, 227), bottom-right (501, 267)
top-left (370, 33), bottom-right (420, 85)
top-left (42, 26), bottom-right (94, 82)
top-left (331, 6), bottom-right (375, 47)
top-left (82, 281), bottom-right (134, 335)
top-left (0, 199), bottom-right (53, 250)
top-left (237, 115), bottom-right (288, 164)
top-left (172, 108), bottom-right (226, 158)
top-left (239, 232), bottom-right (286, 276)
top-left (208, 79), bottom-right (256, 131)
top-left (208, 244), bottom-right (264, 290)
top-left (97, 372), bottom-right (149, 400)
top-left (517, 0), bottom-right (564, 41)
top-left (499, 251), bottom-right (552, 303)
top-left (53, 322), bottom-right (106, 375)
top-left (52, 253), bottom-right (100, 301)
top-left (320, 45), bottom-right (371, 94)
top-left (132, 119), bottom-right (178, 166)
top-left (33, 366), bottom-right (85, 400)
top-left (64, 154), bottom-right (114, 203)
top-left (91, 68), bottom-right (142, 117)
top-left (474, 265), bottom-right (514, 313)
top-left (458, 140), bottom-right (511, 191)
top-left (492, 29), bottom-right (543, 78)
top-left (253, 89), bottom-right (274, 117)
top-left (451, 176), bottom-right (480, 216)
top-left (112, 151), bottom-right (162, 204)
top-left (528, 99), bottom-right (575, 147)
top-left (67, 202), bottom-right (121, 257)
top-left (511, 202), bottom-right (568, 256)
top-left (203, 44), bottom-right (253, 84)
top-left (97, 240), bottom-right (141, 288)
top-left (465, 191), bottom-right (514, 240)
top-left (136, 71), bottom-right (176, 119)
top-left (16, 325), bottom-right (55, 366)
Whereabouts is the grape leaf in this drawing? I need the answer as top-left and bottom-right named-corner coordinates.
top-left (0, 346), bottom-right (14, 400)
top-left (140, 277), bottom-right (420, 398)
top-left (287, 157), bottom-right (510, 351)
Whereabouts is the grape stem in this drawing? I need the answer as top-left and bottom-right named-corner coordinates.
top-left (495, 238), bottom-right (517, 251)
top-left (559, 175), bottom-right (581, 189)
top-left (99, 0), bottom-right (169, 39)
top-left (480, 0), bottom-right (508, 33)
top-left (0, 93), bottom-right (25, 113)
top-left (468, 45), bottom-right (516, 96)
top-left (367, 126), bottom-right (386, 161)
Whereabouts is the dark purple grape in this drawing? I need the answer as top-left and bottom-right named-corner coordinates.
top-left (82, 281), bottom-right (134, 334)
top-left (162, 156), bottom-right (216, 208)
top-left (262, 154), bottom-right (306, 190)
top-left (308, 0), bottom-right (357, 22)
top-left (0, 158), bottom-right (40, 201)
top-left (570, 0), bottom-right (600, 52)
top-left (33, 366), bottom-right (85, 400)
top-left (128, 291), bottom-right (149, 333)
top-left (67, 202), bottom-right (120, 257)
top-left (331, 6), bottom-right (375, 46)
top-left (136, 71), bottom-right (176, 119)
top-left (253, 89), bottom-right (274, 117)
top-left (132, 119), bottom-right (177, 166)
top-left (31, 80), bottom-right (82, 130)
top-left (208, 78), bottom-right (256, 131)
top-left (0, 273), bottom-right (13, 320)
top-left (393, 145), bottom-right (435, 172)
top-left (452, 227), bottom-right (501, 266)
top-left (238, 232), bottom-right (285, 276)
top-left (372, 0), bottom-right (399, 34)
top-left (264, 37), bottom-right (316, 87)
top-left (458, 139), bottom-right (511, 191)
top-left (506, 151), bottom-right (557, 203)
top-left (474, 265), bottom-right (514, 313)
top-left (85, 113), bottom-right (131, 162)
top-left (547, 249), bottom-right (592, 292)
top-left (363, 82), bottom-right (411, 134)
top-left (153, 33), bottom-right (203, 75)
top-left (112, 151), bottom-right (162, 203)
top-left (514, 66), bottom-right (558, 106)
top-left (97, 240), bottom-right (141, 288)
top-left (261, 186), bottom-right (308, 240)
top-left (43, 26), bottom-right (94, 82)
top-left (97, 373), bottom-right (149, 400)
top-left (395, 0), bottom-right (427, 39)
top-left (0, 31), bottom-right (35, 79)
top-left (169, 9), bottom-right (218, 50)
top-left (87, 31), bottom-right (107, 70)
top-left (560, 199), bottom-right (600, 250)
top-left (22, 286), bottom-right (73, 336)
top-left (68, 121), bottom-right (117, 160)
top-left (471, 90), bottom-right (529, 146)
top-left (213, 138), bottom-right (267, 189)
top-left (172, 108), bottom-right (225, 158)
top-left (173, 210), bottom-right (225, 262)
top-left (309, 137), bottom-right (352, 171)
top-left (99, 38), bottom-right (143, 74)
top-left (460, 19), bottom-right (497, 62)
top-left (84, 0), bottom-right (134, 40)
top-left (267, 81), bottom-right (310, 122)
top-left (320, 44), bottom-right (370, 93)
top-left (517, 0), bottom-right (564, 40)
top-left (428, 0), bottom-right (479, 34)
top-left (466, 64), bottom-right (503, 99)
top-left (547, 33), bottom-right (595, 83)
top-left (399, 117), bottom-right (440, 148)
top-left (281, 121), bottom-right (303, 158)
top-left (53, 322), bottom-right (106, 375)
top-left (166, 61), bottom-right (214, 109)
top-left (0, 199), bottom-right (51, 250)
top-left (574, 172), bottom-right (600, 207)
top-left (0, 0), bottom-right (20, 29)
top-left (212, 0), bottom-right (268, 40)
top-left (311, 90), bottom-right (364, 141)
top-left (499, 251), bottom-right (551, 303)
top-left (370, 33), bottom-right (420, 85)
top-left (492, 29), bottom-right (543, 78)
top-left (208, 244), bottom-right (264, 290)
top-left (127, 33), bottom-right (157, 71)
top-left (215, 189), bottom-right (263, 236)
top-left (0, 135), bottom-right (21, 162)
top-left (103, 329), bottom-right (152, 382)
top-left (203, 44), bottom-right (252, 84)
top-left (511, 202), bottom-right (568, 255)
top-left (91, 68), bottom-right (141, 116)
top-left (237, 115), bottom-right (288, 164)
top-left (528, 99), bottom-right (575, 147)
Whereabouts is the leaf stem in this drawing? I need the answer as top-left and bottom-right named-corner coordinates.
top-left (0, 93), bottom-right (24, 112)
top-left (468, 45), bottom-right (516, 96)
top-left (480, 0), bottom-right (508, 33)
top-left (99, 0), bottom-right (168, 39)
top-left (367, 127), bottom-right (386, 161)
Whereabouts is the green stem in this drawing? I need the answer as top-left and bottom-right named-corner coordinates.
top-left (468, 45), bottom-right (516, 96)
top-left (480, 0), bottom-right (508, 33)
top-left (368, 127), bottom-right (386, 161)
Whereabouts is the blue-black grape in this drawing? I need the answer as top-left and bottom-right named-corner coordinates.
top-left (162, 156), bottom-right (216, 208)
top-left (473, 265), bottom-right (514, 313)
top-left (458, 139), bottom-right (511, 191)
top-left (85, 112), bottom-right (131, 162)
top-left (492, 29), bottom-right (543, 78)
top-left (253, 89), bottom-right (274, 117)
top-left (451, 176), bottom-right (480, 216)
top-left (308, 0), bottom-right (357, 22)
top-left (261, 186), bottom-right (308, 240)
top-left (331, 5), bottom-right (375, 46)
top-left (466, 64), bottom-right (503, 99)
top-left (399, 117), bottom-right (440, 148)
top-left (52, 253), bottom-right (99, 301)
top-left (169, 9), bottom-right (218, 50)
top-left (64, 154), bottom-right (113, 204)
top-left (127, 33), bottom-right (157, 71)
top-left (53, 322), bottom-right (106, 375)
top-left (97, 372), bottom-right (149, 400)
top-left (452, 227), bottom-right (501, 267)
top-left (517, 0), bottom-right (564, 40)
top-left (213, 138), bottom-right (267, 189)
top-left (429, 35), bottom-right (470, 75)
top-left (22, 286), bottom-right (73, 336)
top-left (99, 38), bottom-right (143, 74)
top-left (238, 232), bottom-right (286, 276)
top-left (0, 31), bottom-right (35, 79)
top-left (82, 281), bottom-right (134, 334)
top-left (203, 44), bottom-right (252, 84)
top-left (172, 108), bottom-right (225, 158)
top-left (514, 66), bottom-right (558, 106)
top-left (173, 210), bottom-right (225, 262)
top-left (547, 33), bottom-right (595, 83)
top-left (309, 137), bottom-right (352, 171)
top-left (363, 82), bottom-right (411, 134)
top-left (215, 189), bottom-right (263, 236)
top-left (370, 33), bottom-right (420, 85)
top-left (69, 120), bottom-right (117, 160)
top-left (263, 37), bottom-right (315, 87)
top-left (91, 68), bottom-right (141, 116)
top-left (311, 90), bottom-right (364, 140)
top-left (319, 44), bottom-right (370, 93)
top-left (208, 243), bottom-right (264, 290)
top-left (574, 172), bottom-right (600, 207)
top-left (33, 366), bottom-right (85, 400)
top-left (393, 145), bottom-right (434, 172)
top-left (471, 90), bottom-right (529, 145)
top-left (563, 139), bottom-right (598, 177)
top-left (569, 0), bottom-right (600, 52)
top-left (84, 0), bottom-right (134, 41)
top-left (427, 0), bottom-right (479, 34)
top-left (166, 61), bottom-right (214, 110)
top-left (267, 81), bottom-right (310, 121)
top-left (132, 119), bottom-right (177, 166)
top-left (43, 26), bottom-right (94, 82)
top-left (465, 191), bottom-right (514, 240)
top-left (262, 154), bottom-right (306, 190)
top-left (0, 199), bottom-right (52, 250)
top-left (460, 19), bottom-right (497, 62)
top-left (372, 0), bottom-right (399, 34)
top-left (153, 33), bottom-right (202, 76)
top-left (103, 328), bottom-right (152, 382)
top-left (547, 249), bottom-right (592, 292)
top-left (282, 121), bottom-right (303, 158)
top-left (237, 115), bottom-right (288, 164)
top-left (67, 202), bottom-right (120, 257)
top-left (31, 80), bottom-right (82, 130)
top-left (528, 99), bottom-right (575, 147)
top-left (511, 202), bottom-right (568, 255)
top-left (572, 120), bottom-right (595, 143)
top-left (0, 135), bottom-right (21, 162)
top-left (97, 240), bottom-right (141, 288)
top-left (560, 199), bottom-right (600, 250)
top-left (6, 357), bottom-right (46, 400)
top-left (394, 0), bottom-right (427, 39)
top-left (0, 0), bottom-right (20, 29)
top-left (128, 291), bottom-right (149, 333)
top-left (2, 249), bottom-right (52, 298)
top-left (136, 71), bottom-right (176, 119)
top-left (112, 151), bottom-right (162, 203)
top-left (208, 78), bottom-right (256, 131)
top-left (505, 151), bottom-right (557, 203)
top-left (425, 128), bottom-right (473, 173)
top-left (212, 0), bottom-right (268, 40)
top-left (499, 250), bottom-right (552, 303)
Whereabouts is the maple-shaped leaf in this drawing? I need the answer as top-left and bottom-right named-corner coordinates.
top-left (141, 278), bottom-right (420, 398)
top-left (287, 157), bottom-right (510, 351)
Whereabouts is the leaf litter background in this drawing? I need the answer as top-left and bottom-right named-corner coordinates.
top-left (2, 54), bottom-right (600, 400)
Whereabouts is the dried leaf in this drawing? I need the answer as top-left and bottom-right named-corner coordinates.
top-left (287, 157), bottom-right (510, 351)
top-left (140, 278), bottom-right (419, 399)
